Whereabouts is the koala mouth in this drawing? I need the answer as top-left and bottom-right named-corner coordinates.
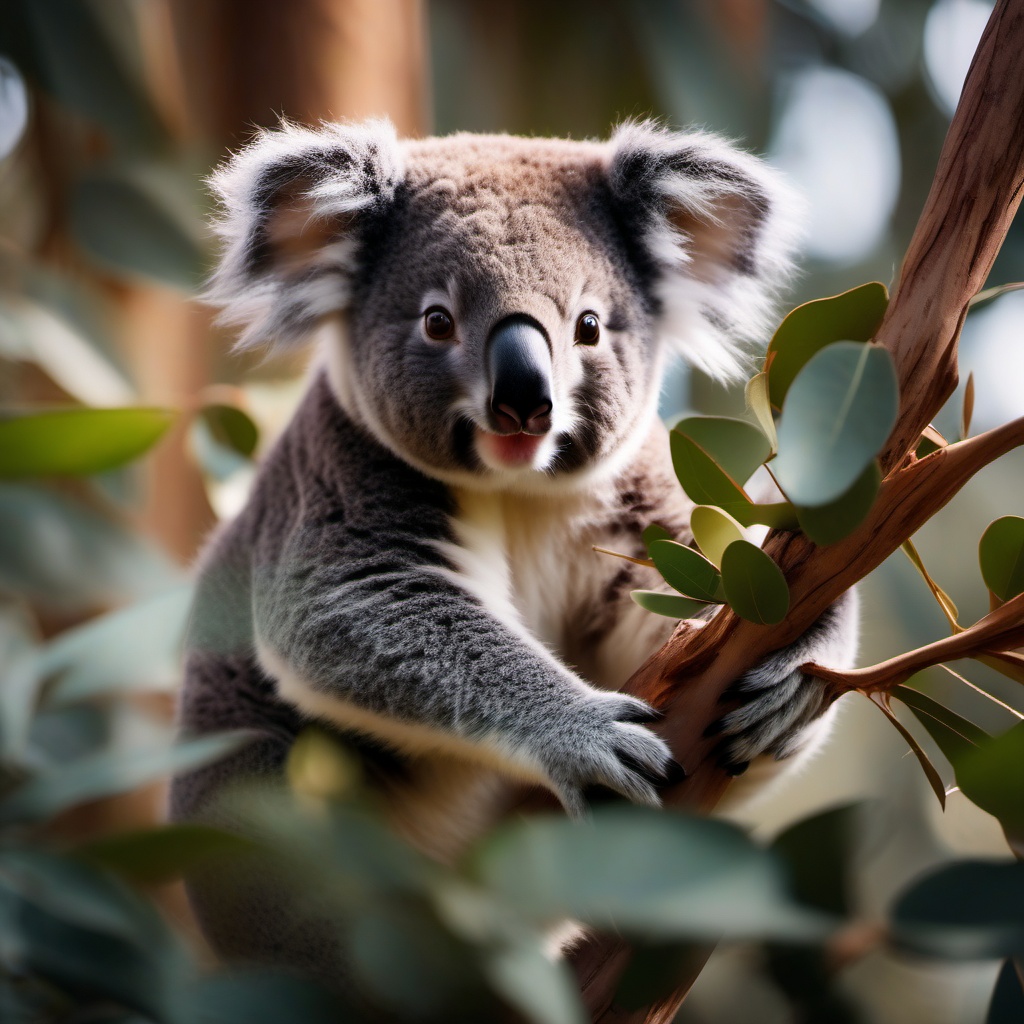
top-left (474, 427), bottom-right (547, 470)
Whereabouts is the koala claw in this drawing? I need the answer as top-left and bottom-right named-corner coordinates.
top-left (547, 692), bottom-right (674, 818)
top-left (711, 666), bottom-right (831, 766)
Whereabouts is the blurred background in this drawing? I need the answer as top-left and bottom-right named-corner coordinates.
top-left (1, 1), bottom-right (1021, 1021)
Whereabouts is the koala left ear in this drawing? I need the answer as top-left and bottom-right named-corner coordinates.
top-left (607, 121), bottom-right (802, 379)
top-left (205, 119), bottom-right (403, 351)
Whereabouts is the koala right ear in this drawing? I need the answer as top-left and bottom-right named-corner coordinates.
top-left (205, 119), bottom-right (403, 351)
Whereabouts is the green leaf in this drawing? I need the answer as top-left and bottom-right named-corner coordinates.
top-left (766, 282), bottom-right (889, 409)
top-left (185, 972), bottom-right (358, 1024)
top-left (19, 1), bottom-right (165, 152)
top-left (0, 407), bottom-right (174, 479)
top-left (648, 540), bottom-right (721, 602)
top-left (485, 942), bottom-right (586, 1024)
top-left (0, 57), bottom-right (28, 160)
top-left (0, 848), bottom-right (190, 1020)
top-left (71, 172), bottom-right (204, 291)
top-left (76, 823), bottom-right (256, 885)
top-left (732, 501), bottom-right (799, 531)
top-left (669, 431), bottom-right (750, 513)
top-left (472, 807), bottom-right (830, 942)
top-left (744, 371), bottom-right (778, 453)
top-left (40, 585), bottom-right (193, 707)
top-left (987, 959), bottom-right (1024, 1024)
top-left (771, 803), bottom-right (862, 917)
top-left (199, 404), bottom-right (259, 458)
top-left (901, 538), bottom-right (961, 632)
top-left (962, 372), bottom-right (976, 440)
top-left (890, 860), bottom-right (1024, 959)
top-left (980, 517), bottom-right (1024, 602)
top-left (642, 524), bottom-right (673, 552)
top-left (690, 505), bottom-right (745, 567)
top-left (955, 724), bottom-right (1024, 856)
top-left (773, 342), bottom-right (899, 507)
top-left (0, 732), bottom-right (250, 825)
top-left (891, 684), bottom-right (988, 766)
top-left (795, 461), bottom-right (880, 546)
top-left (348, 901), bottom-right (491, 1019)
top-left (630, 591), bottom-right (710, 620)
top-left (0, 484), bottom-right (180, 614)
top-left (672, 415), bottom-right (771, 485)
top-left (871, 692), bottom-right (949, 808)
top-left (720, 540), bottom-right (789, 625)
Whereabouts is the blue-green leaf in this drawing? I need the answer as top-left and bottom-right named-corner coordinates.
top-left (773, 342), bottom-right (898, 507)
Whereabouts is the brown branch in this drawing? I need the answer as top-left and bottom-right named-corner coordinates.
top-left (804, 591), bottom-right (1024, 693)
top-left (571, 1), bottom-right (1024, 1019)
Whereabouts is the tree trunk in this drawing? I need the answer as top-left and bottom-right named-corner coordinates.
top-left (569, 1), bottom-right (1024, 1018)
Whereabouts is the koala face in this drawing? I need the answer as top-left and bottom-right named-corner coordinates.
top-left (207, 121), bottom-right (798, 492)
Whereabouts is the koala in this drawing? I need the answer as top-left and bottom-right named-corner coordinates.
top-left (170, 119), bottom-right (857, 979)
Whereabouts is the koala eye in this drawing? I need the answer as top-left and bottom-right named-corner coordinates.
top-left (575, 312), bottom-right (600, 346)
top-left (424, 306), bottom-right (455, 341)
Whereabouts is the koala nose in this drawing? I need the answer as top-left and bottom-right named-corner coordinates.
top-left (487, 316), bottom-right (553, 436)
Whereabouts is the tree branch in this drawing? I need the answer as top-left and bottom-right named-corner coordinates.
top-left (804, 591), bottom-right (1024, 694)
top-left (571, 1), bottom-right (1024, 1019)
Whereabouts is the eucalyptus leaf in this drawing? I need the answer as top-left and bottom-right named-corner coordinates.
top-left (766, 282), bottom-right (889, 409)
top-left (0, 57), bottom-right (28, 160)
top-left (0, 732), bottom-right (250, 825)
top-left (871, 692), bottom-right (949, 808)
top-left (690, 505), bottom-right (745, 567)
top-left (962, 372), bottom-right (976, 440)
top-left (902, 537), bottom-right (961, 632)
top-left (0, 407), bottom-right (174, 479)
top-left (0, 484), bottom-right (180, 613)
top-left (979, 517), bottom-right (1024, 602)
top-left (720, 540), bottom-right (789, 626)
top-left (954, 724), bottom-right (1024, 855)
top-left (732, 501), bottom-right (800, 531)
top-left (892, 684), bottom-right (988, 766)
top-left (199, 404), bottom-right (259, 459)
top-left (648, 540), bottom-right (722, 602)
top-left (0, 296), bottom-right (134, 406)
top-left (795, 462), bottom-right (880, 546)
top-left (773, 342), bottom-right (898, 507)
top-left (19, 1), bottom-right (165, 152)
top-left (0, 848), bottom-right (190, 1019)
top-left (890, 860), bottom-right (1024, 959)
top-left (630, 591), bottom-right (710, 620)
top-left (185, 972), bottom-right (358, 1024)
top-left (987, 958), bottom-right (1024, 1024)
top-left (771, 803), bottom-right (863, 917)
top-left (472, 807), bottom-right (829, 941)
top-left (76, 823), bottom-right (255, 886)
top-left (672, 416), bottom-right (771, 485)
top-left (642, 524), bottom-right (673, 551)
top-left (744, 370), bottom-right (778, 452)
top-left (71, 172), bottom-right (204, 291)
top-left (485, 942), bottom-right (586, 1024)
top-left (669, 431), bottom-right (750, 513)
top-left (39, 585), bottom-right (193, 707)
top-left (348, 901), bottom-right (490, 1019)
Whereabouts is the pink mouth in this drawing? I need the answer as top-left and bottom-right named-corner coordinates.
top-left (476, 428), bottom-right (545, 468)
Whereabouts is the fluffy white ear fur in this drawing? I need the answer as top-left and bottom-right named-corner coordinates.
top-left (606, 120), bottom-right (803, 380)
top-left (205, 119), bottom-right (403, 351)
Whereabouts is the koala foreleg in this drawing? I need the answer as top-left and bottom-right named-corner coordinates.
top-left (253, 496), bottom-right (674, 818)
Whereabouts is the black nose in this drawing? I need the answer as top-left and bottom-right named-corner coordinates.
top-left (487, 316), bottom-right (553, 436)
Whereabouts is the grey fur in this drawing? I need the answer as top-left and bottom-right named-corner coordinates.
top-left (170, 119), bottom-right (854, 986)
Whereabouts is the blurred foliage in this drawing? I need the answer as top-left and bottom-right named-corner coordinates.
top-left (0, 1), bottom-right (1023, 1023)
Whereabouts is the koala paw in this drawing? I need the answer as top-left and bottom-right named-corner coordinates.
top-left (542, 691), bottom-right (676, 819)
top-left (705, 592), bottom-right (858, 776)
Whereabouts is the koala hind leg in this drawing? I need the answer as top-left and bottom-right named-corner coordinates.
top-left (707, 589), bottom-right (859, 776)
